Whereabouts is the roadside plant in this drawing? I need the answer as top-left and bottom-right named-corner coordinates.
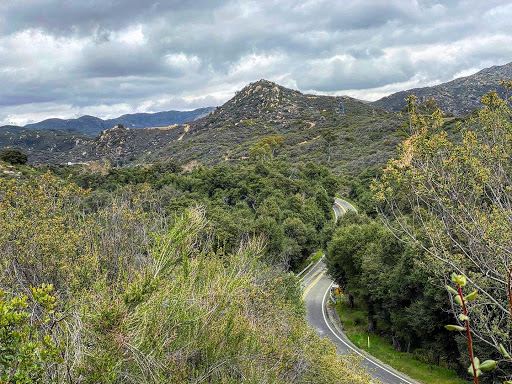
top-left (374, 91), bottom-right (512, 362)
top-left (445, 273), bottom-right (512, 383)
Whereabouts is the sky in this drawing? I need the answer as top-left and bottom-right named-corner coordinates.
top-left (1, 0), bottom-right (512, 126)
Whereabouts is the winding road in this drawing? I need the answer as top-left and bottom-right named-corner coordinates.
top-left (301, 197), bottom-right (418, 384)
top-left (332, 197), bottom-right (357, 221)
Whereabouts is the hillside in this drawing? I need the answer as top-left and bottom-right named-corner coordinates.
top-left (0, 80), bottom-right (404, 174)
top-left (0, 164), bottom-right (373, 383)
top-left (56, 80), bottom-right (403, 175)
top-left (20, 107), bottom-right (214, 135)
top-left (372, 61), bottom-right (512, 115)
top-left (153, 80), bottom-right (402, 174)
top-left (0, 125), bottom-right (92, 163)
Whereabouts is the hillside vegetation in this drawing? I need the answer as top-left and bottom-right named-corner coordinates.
top-left (334, 92), bottom-right (512, 383)
top-left (0, 159), bottom-right (375, 383)
top-left (372, 61), bottom-right (512, 115)
top-left (0, 80), bottom-right (403, 176)
top-left (3, 69), bottom-right (512, 383)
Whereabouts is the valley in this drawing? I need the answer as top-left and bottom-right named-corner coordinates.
top-left (1, 60), bottom-right (512, 384)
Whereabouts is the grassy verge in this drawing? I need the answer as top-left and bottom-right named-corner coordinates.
top-left (333, 297), bottom-right (464, 384)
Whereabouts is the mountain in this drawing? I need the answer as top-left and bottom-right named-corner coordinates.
top-left (105, 108), bottom-right (213, 129)
top-left (147, 79), bottom-right (399, 174)
top-left (24, 116), bottom-right (105, 135)
top-left (22, 107), bottom-right (214, 135)
top-left (70, 80), bottom-right (403, 174)
top-left (1, 80), bottom-right (405, 174)
top-left (371, 61), bottom-right (512, 115)
top-left (0, 125), bottom-right (92, 163)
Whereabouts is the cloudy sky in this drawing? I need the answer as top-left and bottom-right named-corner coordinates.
top-left (1, 0), bottom-right (512, 125)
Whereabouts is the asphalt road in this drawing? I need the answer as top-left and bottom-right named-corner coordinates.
top-left (300, 198), bottom-right (417, 384)
top-left (333, 196), bottom-right (358, 220)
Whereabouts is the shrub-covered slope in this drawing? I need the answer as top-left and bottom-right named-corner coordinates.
top-left (0, 171), bottom-right (373, 383)
top-left (1, 80), bottom-right (403, 175)
top-left (372, 61), bottom-right (512, 115)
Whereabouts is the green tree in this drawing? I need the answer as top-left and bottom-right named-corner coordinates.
top-left (326, 214), bottom-right (457, 362)
top-left (374, 91), bottom-right (512, 379)
top-left (249, 135), bottom-right (285, 161)
top-left (321, 128), bottom-right (337, 163)
top-left (0, 148), bottom-right (28, 165)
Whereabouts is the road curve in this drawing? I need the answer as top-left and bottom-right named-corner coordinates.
top-left (333, 197), bottom-right (357, 220)
top-left (301, 197), bottom-right (417, 384)
top-left (302, 260), bottom-right (417, 384)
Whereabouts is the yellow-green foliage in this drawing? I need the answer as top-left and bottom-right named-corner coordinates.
top-left (374, 91), bottom-right (512, 381)
top-left (0, 175), bottom-right (373, 383)
top-left (0, 173), bottom-right (95, 291)
top-left (74, 209), bottom-right (373, 383)
top-left (0, 285), bottom-right (60, 383)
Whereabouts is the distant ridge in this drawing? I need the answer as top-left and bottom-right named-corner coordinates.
top-left (371, 61), bottom-right (512, 115)
top-left (21, 107), bottom-right (214, 135)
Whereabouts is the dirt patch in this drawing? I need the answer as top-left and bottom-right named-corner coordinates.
top-left (298, 135), bottom-right (320, 146)
top-left (147, 124), bottom-right (179, 131)
top-left (182, 159), bottom-right (199, 172)
top-left (178, 124), bottom-right (190, 141)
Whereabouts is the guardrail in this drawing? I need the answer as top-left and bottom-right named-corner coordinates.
top-left (296, 261), bottom-right (313, 278)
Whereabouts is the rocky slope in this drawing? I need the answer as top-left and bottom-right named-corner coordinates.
top-left (82, 80), bottom-right (402, 174)
top-left (372, 61), bottom-right (512, 115)
top-left (0, 125), bottom-right (92, 163)
top-left (1, 80), bottom-right (404, 174)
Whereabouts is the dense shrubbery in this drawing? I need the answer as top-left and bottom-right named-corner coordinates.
top-left (46, 158), bottom-right (337, 271)
top-left (0, 148), bottom-right (28, 165)
top-left (331, 91), bottom-right (512, 382)
top-left (373, 92), bottom-right (512, 382)
top-left (0, 167), bottom-right (372, 382)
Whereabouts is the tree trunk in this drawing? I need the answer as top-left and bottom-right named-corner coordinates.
top-left (392, 335), bottom-right (401, 351)
top-left (347, 294), bottom-right (354, 309)
top-left (366, 317), bottom-right (377, 333)
top-left (433, 351), bottom-right (440, 366)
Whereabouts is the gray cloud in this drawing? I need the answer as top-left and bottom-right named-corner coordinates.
top-left (1, 0), bottom-right (512, 125)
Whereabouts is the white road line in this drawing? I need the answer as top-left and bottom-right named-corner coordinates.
top-left (335, 201), bottom-right (347, 213)
top-left (320, 282), bottom-right (414, 384)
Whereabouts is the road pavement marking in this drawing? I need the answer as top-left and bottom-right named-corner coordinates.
top-left (335, 201), bottom-right (346, 213)
top-left (302, 271), bottom-right (325, 299)
top-left (299, 256), bottom-right (324, 282)
top-left (321, 282), bottom-right (414, 384)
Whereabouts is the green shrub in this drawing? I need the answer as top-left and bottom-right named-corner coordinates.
top-left (0, 148), bottom-right (28, 165)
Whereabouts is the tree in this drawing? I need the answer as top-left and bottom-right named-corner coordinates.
top-left (374, 91), bottom-right (512, 374)
top-left (326, 213), bottom-right (458, 360)
top-left (249, 136), bottom-right (285, 161)
top-left (321, 128), bottom-right (337, 164)
top-left (0, 148), bottom-right (28, 165)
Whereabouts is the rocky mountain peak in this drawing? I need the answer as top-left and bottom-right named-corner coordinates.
top-left (237, 79), bottom-right (283, 99)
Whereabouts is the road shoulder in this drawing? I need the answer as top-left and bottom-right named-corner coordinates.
top-left (323, 290), bottom-right (421, 384)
